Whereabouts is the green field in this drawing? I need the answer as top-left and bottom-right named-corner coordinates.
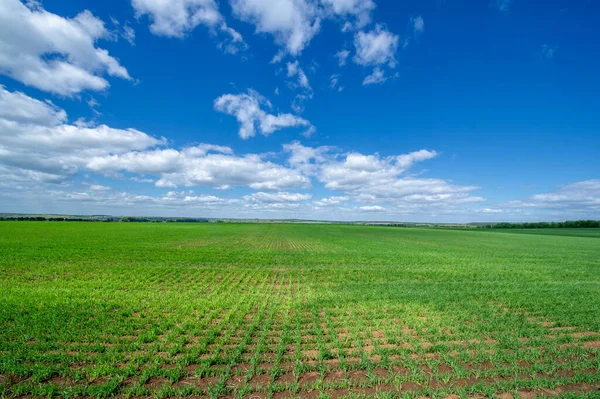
top-left (1, 222), bottom-right (599, 399)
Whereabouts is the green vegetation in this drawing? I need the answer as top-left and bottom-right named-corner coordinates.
top-left (482, 220), bottom-right (600, 229)
top-left (1, 222), bottom-right (599, 398)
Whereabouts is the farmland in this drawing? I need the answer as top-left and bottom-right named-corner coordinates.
top-left (0, 222), bottom-right (599, 399)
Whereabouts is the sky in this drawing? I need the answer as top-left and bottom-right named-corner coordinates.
top-left (0, 0), bottom-right (598, 222)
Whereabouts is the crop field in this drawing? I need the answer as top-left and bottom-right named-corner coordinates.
top-left (0, 222), bottom-right (599, 399)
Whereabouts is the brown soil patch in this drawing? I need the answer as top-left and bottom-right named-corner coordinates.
top-left (324, 371), bottom-right (346, 383)
top-left (90, 376), bottom-right (111, 386)
top-left (329, 388), bottom-right (350, 399)
top-left (47, 375), bottom-right (69, 386)
top-left (145, 377), bottom-right (170, 388)
top-left (348, 370), bottom-right (369, 383)
top-left (583, 340), bottom-right (600, 348)
top-left (277, 372), bottom-right (295, 385)
top-left (197, 376), bottom-right (218, 389)
top-left (120, 376), bottom-right (138, 386)
top-left (298, 371), bottom-right (320, 386)
top-left (273, 391), bottom-right (293, 399)
top-left (516, 390), bottom-right (537, 399)
top-left (392, 366), bottom-right (410, 375)
top-left (570, 331), bottom-right (599, 338)
top-left (401, 381), bottom-right (422, 391)
top-left (372, 367), bottom-right (389, 378)
top-left (438, 364), bottom-right (453, 373)
top-left (244, 393), bottom-right (269, 399)
top-left (249, 374), bottom-right (271, 389)
top-left (226, 375), bottom-right (245, 389)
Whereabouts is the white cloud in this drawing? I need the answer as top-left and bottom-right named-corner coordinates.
top-left (321, 0), bottom-right (375, 28)
top-left (0, 0), bottom-right (131, 95)
top-left (0, 85), bottom-right (67, 126)
top-left (89, 184), bottom-right (111, 191)
top-left (334, 49), bottom-right (350, 66)
top-left (0, 87), bottom-right (313, 192)
top-left (0, 86), bottom-right (163, 183)
top-left (86, 146), bottom-right (311, 190)
top-left (286, 61), bottom-right (311, 90)
top-left (359, 205), bottom-right (384, 212)
top-left (363, 67), bottom-right (386, 85)
top-left (313, 195), bottom-right (349, 206)
top-left (318, 150), bottom-right (439, 191)
top-left (353, 25), bottom-right (399, 67)
top-left (214, 89), bottom-right (315, 138)
top-left (244, 191), bottom-right (311, 203)
top-left (228, 0), bottom-right (380, 59)
top-left (284, 143), bottom-right (483, 211)
top-left (284, 140), bottom-right (334, 175)
top-left (505, 180), bottom-right (600, 213)
top-left (229, 0), bottom-right (321, 57)
top-left (132, 0), bottom-right (246, 53)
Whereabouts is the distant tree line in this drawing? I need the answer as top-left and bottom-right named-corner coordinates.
top-left (482, 220), bottom-right (600, 229)
top-left (0, 216), bottom-right (101, 222)
top-left (0, 216), bottom-right (209, 223)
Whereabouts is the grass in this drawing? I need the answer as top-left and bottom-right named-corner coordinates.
top-left (0, 222), bottom-right (599, 399)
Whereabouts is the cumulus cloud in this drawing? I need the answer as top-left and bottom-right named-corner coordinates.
top-left (229, 0), bottom-right (321, 58)
top-left (87, 148), bottom-right (311, 190)
top-left (244, 191), bottom-right (312, 203)
top-left (132, 0), bottom-right (246, 53)
top-left (318, 150), bottom-right (439, 191)
top-left (353, 25), bottom-right (399, 67)
top-left (359, 205), bottom-right (384, 212)
top-left (88, 184), bottom-right (111, 191)
top-left (214, 89), bottom-right (315, 138)
top-left (0, 86), bottom-right (163, 183)
top-left (321, 0), bottom-right (375, 28)
top-left (229, 0), bottom-right (382, 59)
top-left (0, 86), bottom-right (67, 126)
top-left (313, 196), bottom-right (349, 206)
top-left (0, 87), bottom-right (312, 192)
top-left (283, 140), bottom-right (335, 175)
top-left (505, 180), bottom-right (600, 214)
top-left (0, 0), bottom-right (131, 95)
top-left (284, 142), bottom-right (483, 211)
top-left (363, 67), bottom-right (386, 85)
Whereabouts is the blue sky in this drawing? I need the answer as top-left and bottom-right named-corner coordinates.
top-left (0, 0), bottom-right (598, 222)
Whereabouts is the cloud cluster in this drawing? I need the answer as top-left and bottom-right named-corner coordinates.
top-left (0, 86), bottom-right (163, 183)
top-left (214, 90), bottom-right (315, 138)
top-left (284, 142), bottom-right (484, 211)
top-left (0, 87), bottom-right (310, 191)
top-left (132, 0), bottom-right (247, 53)
top-left (0, 0), bottom-right (131, 96)
top-left (505, 180), bottom-right (600, 214)
top-left (230, 0), bottom-right (321, 58)
top-left (88, 148), bottom-right (311, 190)
top-left (228, 0), bottom-right (400, 63)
